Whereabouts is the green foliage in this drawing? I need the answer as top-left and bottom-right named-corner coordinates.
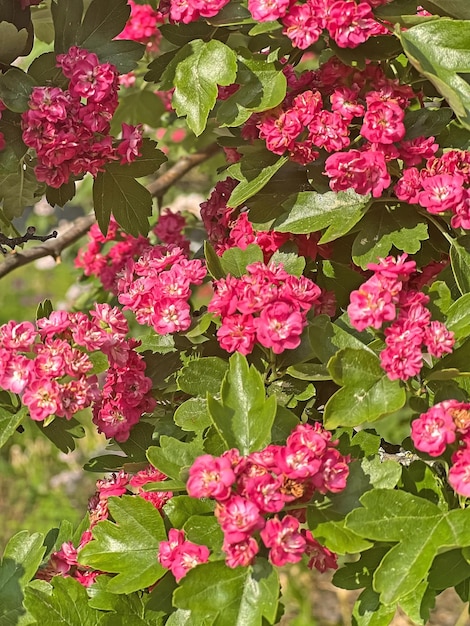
top-left (3, 1), bottom-right (470, 625)
top-left (78, 496), bottom-right (167, 594)
top-left (159, 40), bottom-right (237, 136)
top-left (400, 20), bottom-right (470, 129)
top-left (172, 560), bottom-right (280, 625)
top-left (207, 353), bottom-right (276, 455)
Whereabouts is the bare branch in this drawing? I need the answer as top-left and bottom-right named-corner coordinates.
top-left (0, 144), bottom-right (221, 279)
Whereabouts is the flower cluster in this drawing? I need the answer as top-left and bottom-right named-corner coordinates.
top-left (348, 255), bottom-right (454, 381)
top-left (117, 245), bottom-right (207, 335)
top-left (21, 47), bottom-right (142, 187)
top-left (253, 0), bottom-right (388, 50)
top-left (37, 466), bottom-right (172, 586)
top-left (117, 0), bottom-right (163, 51)
top-left (168, 0), bottom-right (230, 23)
top-left (240, 57), bottom-right (437, 199)
top-left (0, 304), bottom-right (155, 440)
top-left (153, 208), bottom-right (190, 253)
top-left (395, 149), bottom-right (470, 229)
top-left (411, 400), bottom-right (470, 497)
top-left (208, 261), bottom-right (321, 355)
top-left (186, 422), bottom-right (347, 569)
top-left (158, 529), bottom-right (210, 582)
top-left (75, 217), bottom-right (151, 294)
top-left (167, 0), bottom-right (389, 49)
top-left (200, 180), bottom-right (336, 288)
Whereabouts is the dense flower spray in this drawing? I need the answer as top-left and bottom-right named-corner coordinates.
top-left (183, 422), bottom-right (348, 570)
top-left (348, 255), bottom-right (454, 381)
top-left (21, 47), bottom-right (143, 187)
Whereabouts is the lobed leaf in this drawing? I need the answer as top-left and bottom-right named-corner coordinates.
top-left (78, 496), bottom-right (167, 594)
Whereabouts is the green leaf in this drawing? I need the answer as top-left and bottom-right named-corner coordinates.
top-left (227, 154), bottom-right (288, 208)
top-left (163, 496), bottom-right (214, 529)
top-left (204, 241), bottom-right (225, 280)
top-left (111, 90), bottom-right (166, 134)
top-left (351, 588), bottom-right (397, 626)
top-left (451, 235), bottom-right (470, 294)
top-left (91, 39), bottom-right (145, 74)
top-left (184, 516), bottom-right (223, 552)
top-left (307, 507), bottom-right (373, 554)
top-left (319, 261), bottom-right (364, 309)
top-left (147, 436), bottom-right (205, 481)
top-left (324, 348), bottom-right (406, 428)
top-left (352, 204), bottom-right (428, 269)
top-left (177, 357), bottom-right (228, 397)
top-left (420, 0), bottom-right (470, 19)
top-left (268, 250), bottom-right (305, 276)
top-left (93, 169), bottom-right (152, 237)
top-left (46, 180), bottom-right (76, 207)
top-left (173, 559), bottom-right (279, 626)
top-left (107, 139), bottom-right (167, 178)
top-left (217, 50), bottom-right (286, 127)
top-left (51, 0), bottom-right (83, 53)
top-left (160, 39), bottom-right (237, 136)
top-left (78, 0), bottom-right (130, 49)
top-left (0, 405), bottom-right (27, 449)
top-left (399, 20), bottom-right (470, 129)
top-left (445, 293), bottom-right (470, 340)
top-left (36, 416), bottom-right (85, 453)
top-left (0, 160), bottom-right (43, 221)
top-left (346, 489), bottom-right (470, 605)
top-left (78, 496), bottom-right (167, 594)
top-left (0, 67), bottom-right (36, 113)
top-left (286, 363), bottom-right (331, 381)
top-left (0, 531), bottom-right (46, 624)
top-left (174, 398), bottom-right (212, 434)
top-left (403, 107), bottom-right (454, 140)
top-left (207, 353), bottom-right (276, 455)
top-left (274, 189), bottom-right (371, 238)
top-left (309, 315), bottom-right (374, 364)
top-left (0, 21), bottom-right (29, 65)
top-left (24, 577), bottom-right (101, 625)
top-left (220, 243), bottom-right (264, 277)
top-left (428, 549), bottom-right (470, 589)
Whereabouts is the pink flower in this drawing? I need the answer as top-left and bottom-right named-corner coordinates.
top-left (282, 1), bottom-right (326, 50)
top-left (187, 454), bottom-right (236, 500)
top-left (304, 531), bottom-right (338, 572)
top-left (411, 402), bottom-right (458, 456)
top-left (361, 100), bottom-right (405, 145)
top-left (22, 377), bottom-right (61, 421)
top-left (260, 515), bottom-right (306, 566)
top-left (324, 149), bottom-right (391, 197)
top-left (327, 1), bottom-right (386, 48)
top-left (117, 123), bottom-right (143, 164)
top-left (0, 353), bottom-right (33, 394)
top-left (418, 174), bottom-right (465, 213)
top-left (247, 0), bottom-right (290, 21)
top-left (423, 321), bottom-right (454, 358)
top-left (215, 495), bottom-right (265, 543)
top-left (348, 275), bottom-right (397, 332)
top-left (256, 302), bottom-right (305, 354)
top-left (224, 536), bottom-right (259, 568)
top-left (158, 528), bottom-right (210, 582)
top-left (217, 314), bottom-right (257, 355)
top-left (448, 447), bottom-right (470, 497)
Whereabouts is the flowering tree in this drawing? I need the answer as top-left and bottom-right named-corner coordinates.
top-left (1, 0), bottom-right (470, 623)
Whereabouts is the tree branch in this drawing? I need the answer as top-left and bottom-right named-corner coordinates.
top-left (0, 144), bottom-right (221, 279)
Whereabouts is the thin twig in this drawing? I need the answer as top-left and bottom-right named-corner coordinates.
top-left (0, 144), bottom-right (221, 279)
